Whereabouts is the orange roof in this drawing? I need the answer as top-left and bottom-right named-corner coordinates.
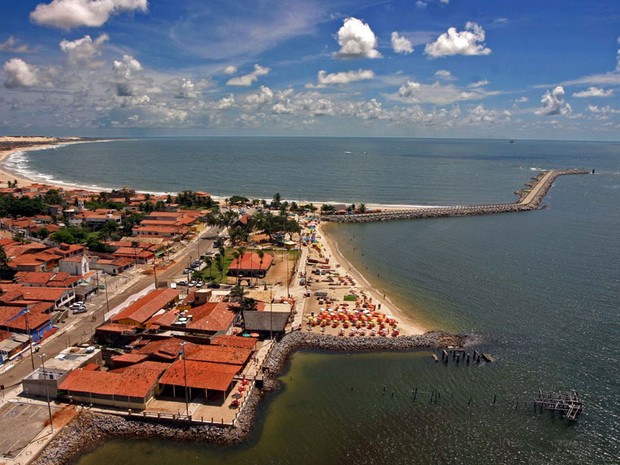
top-left (159, 359), bottom-right (236, 392)
top-left (0, 304), bottom-right (51, 331)
top-left (187, 345), bottom-right (251, 366)
top-left (111, 353), bottom-right (149, 365)
top-left (186, 302), bottom-right (235, 333)
top-left (95, 323), bottom-right (138, 334)
top-left (112, 288), bottom-right (179, 325)
top-left (132, 337), bottom-right (202, 362)
top-left (211, 335), bottom-right (258, 350)
top-left (59, 362), bottom-right (167, 398)
top-left (228, 252), bottom-right (273, 271)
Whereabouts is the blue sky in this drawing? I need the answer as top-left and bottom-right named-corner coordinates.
top-left (1, 0), bottom-right (620, 140)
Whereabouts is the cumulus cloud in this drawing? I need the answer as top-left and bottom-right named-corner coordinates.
top-left (217, 94), bottom-right (235, 109)
top-left (617, 36), bottom-right (620, 71)
top-left (587, 104), bottom-right (620, 117)
top-left (244, 85), bottom-right (274, 109)
top-left (335, 17), bottom-right (381, 59)
top-left (3, 58), bottom-right (40, 88)
top-left (434, 69), bottom-right (455, 80)
top-left (0, 36), bottom-right (32, 53)
top-left (30, 0), bottom-right (148, 30)
top-left (112, 54), bottom-right (144, 96)
top-left (465, 104), bottom-right (511, 125)
top-left (397, 79), bottom-right (499, 105)
top-left (536, 86), bottom-right (572, 116)
top-left (226, 64), bottom-right (270, 86)
top-left (391, 32), bottom-right (413, 54)
top-left (60, 34), bottom-right (108, 62)
top-left (514, 96), bottom-right (529, 103)
top-left (223, 65), bottom-right (237, 75)
top-left (308, 69), bottom-right (374, 88)
top-left (572, 86), bottom-right (614, 98)
top-left (425, 22), bottom-right (491, 58)
top-left (416, 1), bottom-right (427, 7)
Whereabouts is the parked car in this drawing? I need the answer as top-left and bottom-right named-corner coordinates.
top-left (71, 307), bottom-right (87, 314)
top-left (177, 280), bottom-right (188, 286)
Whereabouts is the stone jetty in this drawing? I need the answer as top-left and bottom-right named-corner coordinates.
top-left (322, 169), bottom-right (589, 223)
top-left (32, 330), bottom-right (469, 465)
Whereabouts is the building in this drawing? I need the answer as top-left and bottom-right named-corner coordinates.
top-left (227, 252), bottom-right (273, 279)
top-left (112, 288), bottom-right (180, 328)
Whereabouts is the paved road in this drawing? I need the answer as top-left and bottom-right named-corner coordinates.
top-left (0, 226), bottom-right (221, 388)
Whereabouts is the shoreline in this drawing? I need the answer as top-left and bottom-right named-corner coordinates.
top-left (32, 331), bottom-right (471, 465)
top-left (317, 222), bottom-right (428, 335)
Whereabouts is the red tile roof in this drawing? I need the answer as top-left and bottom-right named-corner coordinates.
top-left (132, 337), bottom-right (202, 362)
top-left (211, 335), bottom-right (258, 350)
top-left (112, 288), bottom-right (179, 325)
top-left (158, 359), bottom-right (236, 392)
top-left (59, 362), bottom-right (168, 398)
top-left (228, 252), bottom-right (273, 271)
top-left (187, 345), bottom-right (251, 366)
top-left (184, 302), bottom-right (235, 333)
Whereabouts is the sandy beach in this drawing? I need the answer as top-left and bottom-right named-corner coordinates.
top-left (313, 222), bottom-right (426, 335)
top-left (0, 135), bottom-right (428, 337)
top-left (0, 136), bottom-right (89, 190)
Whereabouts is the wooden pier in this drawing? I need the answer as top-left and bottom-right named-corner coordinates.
top-left (322, 169), bottom-right (589, 223)
top-left (535, 389), bottom-right (583, 421)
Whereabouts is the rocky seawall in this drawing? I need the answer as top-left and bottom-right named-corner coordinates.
top-left (322, 169), bottom-right (589, 223)
top-left (32, 330), bottom-right (471, 465)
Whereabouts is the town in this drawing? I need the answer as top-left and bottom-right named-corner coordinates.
top-left (0, 176), bottom-right (416, 465)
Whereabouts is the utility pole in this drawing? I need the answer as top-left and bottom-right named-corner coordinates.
top-left (24, 308), bottom-right (35, 370)
top-left (39, 353), bottom-right (54, 433)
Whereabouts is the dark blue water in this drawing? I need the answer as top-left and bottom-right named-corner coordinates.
top-left (12, 138), bottom-right (619, 464)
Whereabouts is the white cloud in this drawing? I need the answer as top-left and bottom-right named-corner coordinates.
top-left (223, 65), bottom-right (237, 75)
top-left (0, 36), bottom-right (32, 54)
top-left (309, 69), bottom-right (374, 88)
top-left (226, 64), bottom-right (270, 87)
top-left (113, 54), bottom-right (142, 79)
top-left (217, 94), bottom-right (235, 109)
top-left (434, 69), bottom-right (456, 81)
top-left (3, 58), bottom-right (40, 88)
top-left (514, 96), bottom-right (529, 103)
top-left (572, 86), bottom-right (614, 98)
top-left (30, 0), bottom-right (148, 30)
top-left (536, 86), bottom-right (572, 116)
top-left (244, 85), bottom-right (274, 109)
top-left (391, 32), bottom-right (413, 54)
top-left (397, 80), bottom-right (499, 105)
top-left (617, 36), bottom-right (620, 71)
top-left (425, 22), bottom-right (491, 58)
top-left (468, 79), bottom-right (489, 88)
top-left (112, 54), bottom-right (144, 96)
top-left (464, 104), bottom-right (511, 125)
top-left (439, 0), bottom-right (449, 4)
top-left (335, 17), bottom-right (381, 59)
top-left (587, 104), bottom-right (620, 117)
top-left (60, 34), bottom-right (108, 62)
top-left (416, 1), bottom-right (427, 7)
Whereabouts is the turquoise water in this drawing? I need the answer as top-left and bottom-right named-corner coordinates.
top-left (11, 138), bottom-right (619, 464)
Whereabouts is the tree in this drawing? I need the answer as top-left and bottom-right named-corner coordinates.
top-left (272, 192), bottom-right (282, 209)
top-left (229, 284), bottom-right (245, 302)
top-left (43, 189), bottom-right (64, 205)
top-left (358, 203), bottom-right (367, 213)
top-left (321, 204), bottom-right (336, 214)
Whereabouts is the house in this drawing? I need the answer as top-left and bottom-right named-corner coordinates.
top-left (14, 271), bottom-right (81, 289)
top-left (59, 255), bottom-right (90, 276)
top-left (58, 361), bottom-right (168, 410)
top-left (112, 288), bottom-right (180, 327)
top-left (0, 303), bottom-right (55, 342)
top-left (0, 285), bottom-right (75, 310)
top-left (227, 252), bottom-right (273, 279)
top-left (89, 257), bottom-right (133, 275)
top-left (166, 301), bottom-right (236, 335)
top-left (158, 359), bottom-right (238, 404)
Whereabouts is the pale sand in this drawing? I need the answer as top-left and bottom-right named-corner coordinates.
top-left (0, 138), bottom-right (91, 190)
top-left (315, 222), bottom-right (426, 335)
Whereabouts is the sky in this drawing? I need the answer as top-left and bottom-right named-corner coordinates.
top-left (1, 0), bottom-right (620, 140)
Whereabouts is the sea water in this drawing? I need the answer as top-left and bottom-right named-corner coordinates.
top-left (11, 137), bottom-right (619, 464)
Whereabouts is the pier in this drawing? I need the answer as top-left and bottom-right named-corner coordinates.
top-left (322, 169), bottom-right (589, 223)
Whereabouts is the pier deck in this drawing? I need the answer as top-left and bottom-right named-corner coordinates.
top-left (322, 169), bottom-right (588, 223)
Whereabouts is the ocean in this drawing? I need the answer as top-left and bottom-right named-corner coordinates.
top-left (8, 137), bottom-right (619, 464)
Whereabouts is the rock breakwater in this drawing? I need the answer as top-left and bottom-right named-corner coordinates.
top-left (32, 330), bottom-right (470, 465)
top-left (322, 169), bottom-right (588, 223)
